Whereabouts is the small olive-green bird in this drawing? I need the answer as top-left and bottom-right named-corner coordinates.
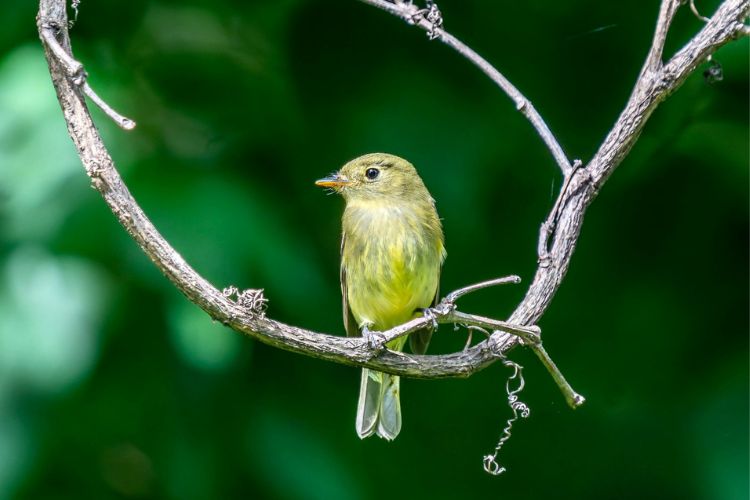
top-left (316, 153), bottom-right (445, 440)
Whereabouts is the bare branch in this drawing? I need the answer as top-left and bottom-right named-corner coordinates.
top-left (39, 26), bottom-right (83, 78)
top-left (35, 0), bottom-right (587, 406)
top-left (443, 275), bottom-right (520, 303)
top-left (587, 0), bottom-right (748, 189)
top-left (644, 0), bottom-right (683, 74)
top-left (39, 20), bottom-right (135, 130)
top-left (37, 0), bottom-right (499, 379)
top-left (349, 281), bottom-right (543, 351)
top-left (36, 0), bottom-right (748, 404)
top-left (36, 0), bottom-right (528, 381)
top-left (81, 82), bottom-right (136, 130)
top-left (494, 0), bottom-right (748, 355)
top-left (532, 344), bottom-right (585, 408)
top-left (358, 0), bottom-right (574, 175)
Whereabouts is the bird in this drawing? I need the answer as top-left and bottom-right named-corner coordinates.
top-left (316, 153), bottom-right (445, 440)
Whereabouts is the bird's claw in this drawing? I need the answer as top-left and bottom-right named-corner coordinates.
top-left (361, 326), bottom-right (387, 353)
top-left (419, 307), bottom-right (440, 331)
top-left (432, 299), bottom-right (457, 317)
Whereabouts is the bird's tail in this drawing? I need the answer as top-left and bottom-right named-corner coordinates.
top-left (356, 368), bottom-right (401, 440)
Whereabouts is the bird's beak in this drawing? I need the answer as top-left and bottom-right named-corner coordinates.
top-left (315, 173), bottom-right (350, 188)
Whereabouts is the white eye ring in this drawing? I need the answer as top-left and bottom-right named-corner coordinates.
top-left (365, 168), bottom-right (380, 180)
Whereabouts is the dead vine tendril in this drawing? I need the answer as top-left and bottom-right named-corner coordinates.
top-left (483, 356), bottom-right (530, 475)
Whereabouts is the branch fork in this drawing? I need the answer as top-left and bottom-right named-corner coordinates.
top-left (36, 0), bottom-right (747, 468)
top-left (357, 275), bottom-right (584, 408)
top-left (361, 276), bottom-right (541, 353)
top-left (38, 15), bottom-right (136, 130)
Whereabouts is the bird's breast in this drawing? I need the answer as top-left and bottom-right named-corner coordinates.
top-left (342, 202), bottom-right (443, 331)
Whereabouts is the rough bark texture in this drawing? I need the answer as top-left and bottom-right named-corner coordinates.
top-left (37, 0), bottom-right (749, 378)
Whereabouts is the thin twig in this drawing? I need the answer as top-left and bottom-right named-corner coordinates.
top-left (39, 23), bottom-right (135, 130)
top-left (644, 0), bottom-right (683, 74)
top-left (531, 344), bottom-right (585, 408)
top-left (359, 276), bottom-right (585, 408)
top-left (586, 0), bottom-right (749, 191)
top-left (82, 82), bottom-right (136, 130)
top-left (36, 0), bottom-right (749, 392)
top-left (40, 26), bottom-right (83, 80)
top-left (450, 312), bottom-right (540, 346)
top-left (497, 0), bottom-right (749, 359)
top-left (443, 275), bottom-right (521, 303)
top-left (358, 275), bottom-right (540, 349)
top-left (358, 0), bottom-right (573, 175)
top-left (359, 302), bottom-right (542, 351)
top-left (690, 0), bottom-right (711, 22)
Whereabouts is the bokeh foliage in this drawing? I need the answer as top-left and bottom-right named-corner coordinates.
top-left (0, 1), bottom-right (747, 499)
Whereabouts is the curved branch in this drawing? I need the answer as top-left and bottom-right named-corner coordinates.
top-left (36, 0), bottom-right (748, 383)
top-left (495, 0), bottom-right (748, 352)
top-left (358, 0), bottom-right (574, 174)
top-left (35, 0), bottom-right (522, 380)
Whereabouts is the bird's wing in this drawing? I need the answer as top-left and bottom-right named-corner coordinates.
top-left (409, 267), bottom-right (441, 355)
top-left (340, 233), bottom-right (359, 337)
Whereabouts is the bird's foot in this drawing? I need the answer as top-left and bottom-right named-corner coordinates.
top-left (417, 307), bottom-right (441, 331)
top-left (361, 326), bottom-right (387, 353)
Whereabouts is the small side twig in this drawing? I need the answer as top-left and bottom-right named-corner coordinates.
top-left (39, 23), bottom-right (135, 130)
top-left (531, 344), bottom-right (585, 408)
top-left (690, 0), bottom-right (711, 22)
top-left (442, 275), bottom-right (521, 303)
top-left (644, 0), bottom-right (682, 73)
top-left (37, 0), bottom-right (747, 456)
top-left (39, 26), bottom-right (83, 80)
top-left (82, 83), bottom-right (136, 130)
top-left (368, 275), bottom-right (541, 348)
top-left (364, 274), bottom-right (585, 409)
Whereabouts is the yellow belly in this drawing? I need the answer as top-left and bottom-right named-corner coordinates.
top-left (343, 218), bottom-right (441, 334)
top-left (347, 253), bottom-right (438, 332)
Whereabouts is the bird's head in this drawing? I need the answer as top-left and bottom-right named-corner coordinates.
top-left (316, 153), bottom-right (429, 203)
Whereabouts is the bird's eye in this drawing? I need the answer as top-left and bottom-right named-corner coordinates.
top-left (365, 168), bottom-right (380, 180)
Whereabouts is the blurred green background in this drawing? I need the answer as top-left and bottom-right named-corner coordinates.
top-left (0, 0), bottom-right (747, 498)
